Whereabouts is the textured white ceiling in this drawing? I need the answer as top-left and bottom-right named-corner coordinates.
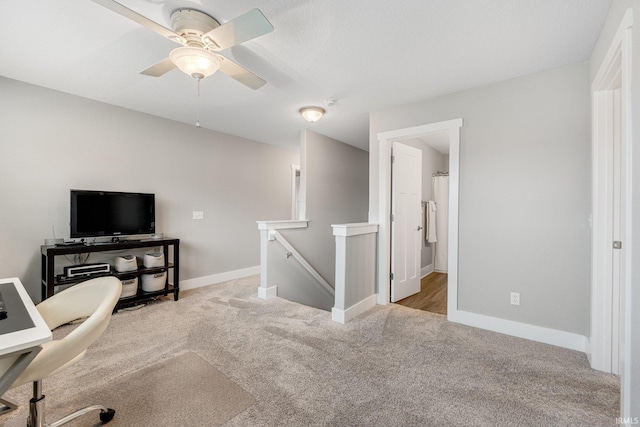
top-left (0, 0), bottom-right (611, 151)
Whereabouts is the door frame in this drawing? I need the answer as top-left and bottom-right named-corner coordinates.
top-left (376, 118), bottom-right (462, 320)
top-left (590, 7), bottom-right (632, 413)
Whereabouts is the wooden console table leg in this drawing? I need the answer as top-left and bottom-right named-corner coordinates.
top-left (46, 254), bottom-right (55, 299)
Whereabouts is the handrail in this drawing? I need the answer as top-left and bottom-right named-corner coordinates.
top-left (257, 220), bottom-right (308, 230)
top-left (269, 230), bottom-right (335, 297)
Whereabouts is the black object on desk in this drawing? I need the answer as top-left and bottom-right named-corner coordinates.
top-left (0, 282), bottom-right (35, 333)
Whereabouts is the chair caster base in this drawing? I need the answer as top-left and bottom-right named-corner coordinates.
top-left (99, 408), bottom-right (115, 424)
top-left (43, 405), bottom-right (116, 427)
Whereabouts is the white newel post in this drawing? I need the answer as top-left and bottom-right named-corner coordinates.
top-left (333, 232), bottom-right (348, 313)
top-left (258, 228), bottom-right (277, 299)
top-left (332, 223), bottom-right (379, 324)
top-left (256, 220), bottom-right (309, 299)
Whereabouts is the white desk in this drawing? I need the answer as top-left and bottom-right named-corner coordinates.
top-left (0, 277), bottom-right (52, 414)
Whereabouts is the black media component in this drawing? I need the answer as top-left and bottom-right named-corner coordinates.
top-left (0, 290), bottom-right (7, 320)
top-left (55, 242), bottom-right (85, 247)
top-left (70, 190), bottom-right (155, 238)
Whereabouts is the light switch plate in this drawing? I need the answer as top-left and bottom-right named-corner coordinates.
top-left (510, 292), bottom-right (520, 306)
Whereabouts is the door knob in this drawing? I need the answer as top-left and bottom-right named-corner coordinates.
top-left (417, 226), bottom-right (423, 231)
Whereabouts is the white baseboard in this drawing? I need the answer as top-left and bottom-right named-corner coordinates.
top-left (180, 265), bottom-right (260, 291)
top-left (421, 264), bottom-right (434, 278)
top-left (448, 309), bottom-right (587, 353)
top-left (332, 294), bottom-right (377, 324)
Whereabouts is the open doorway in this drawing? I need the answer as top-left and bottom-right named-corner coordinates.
top-left (375, 118), bottom-right (462, 321)
top-left (394, 133), bottom-right (450, 315)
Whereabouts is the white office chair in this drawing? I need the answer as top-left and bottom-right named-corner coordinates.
top-left (0, 276), bottom-right (122, 427)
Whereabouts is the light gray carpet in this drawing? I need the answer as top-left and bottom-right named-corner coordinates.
top-left (2, 275), bottom-right (619, 426)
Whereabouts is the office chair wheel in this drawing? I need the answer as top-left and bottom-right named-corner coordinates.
top-left (99, 408), bottom-right (115, 423)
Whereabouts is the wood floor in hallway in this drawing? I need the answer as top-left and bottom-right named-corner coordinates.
top-left (395, 272), bottom-right (448, 315)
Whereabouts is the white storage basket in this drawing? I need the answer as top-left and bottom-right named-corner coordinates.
top-left (115, 255), bottom-right (138, 273)
top-left (143, 252), bottom-right (165, 268)
top-left (141, 272), bottom-right (166, 292)
top-left (120, 277), bottom-right (138, 299)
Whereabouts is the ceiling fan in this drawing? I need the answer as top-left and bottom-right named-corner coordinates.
top-left (92, 0), bottom-right (274, 89)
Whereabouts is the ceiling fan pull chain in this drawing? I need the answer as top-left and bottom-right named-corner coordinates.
top-left (196, 77), bottom-right (201, 128)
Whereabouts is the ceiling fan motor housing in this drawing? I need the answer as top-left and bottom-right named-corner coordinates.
top-left (170, 9), bottom-right (219, 48)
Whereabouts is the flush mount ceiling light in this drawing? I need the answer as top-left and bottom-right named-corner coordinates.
top-left (300, 106), bottom-right (325, 123)
top-left (169, 46), bottom-right (222, 80)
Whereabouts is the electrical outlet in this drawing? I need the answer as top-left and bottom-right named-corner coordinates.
top-left (510, 292), bottom-right (520, 306)
top-left (192, 211), bottom-right (204, 220)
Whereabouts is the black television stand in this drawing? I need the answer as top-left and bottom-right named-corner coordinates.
top-left (41, 237), bottom-right (180, 310)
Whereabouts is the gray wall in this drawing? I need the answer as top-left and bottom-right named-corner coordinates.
top-left (267, 233), bottom-right (335, 311)
top-left (281, 130), bottom-right (369, 287)
top-left (590, 0), bottom-right (639, 418)
top-left (369, 62), bottom-right (591, 336)
top-left (0, 77), bottom-right (298, 302)
top-left (403, 139), bottom-right (448, 272)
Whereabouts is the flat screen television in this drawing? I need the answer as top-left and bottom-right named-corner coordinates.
top-left (70, 190), bottom-right (155, 238)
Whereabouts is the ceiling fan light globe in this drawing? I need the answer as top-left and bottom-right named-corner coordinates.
top-left (300, 106), bottom-right (325, 123)
top-left (169, 47), bottom-right (222, 79)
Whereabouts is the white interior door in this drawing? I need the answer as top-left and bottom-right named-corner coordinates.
top-left (593, 86), bottom-right (626, 376)
top-left (391, 142), bottom-right (422, 302)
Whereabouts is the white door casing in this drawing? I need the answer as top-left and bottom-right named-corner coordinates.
top-left (590, 7), bottom-right (632, 417)
top-left (376, 118), bottom-right (462, 311)
top-left (390, 142), bottom-right (422, 302)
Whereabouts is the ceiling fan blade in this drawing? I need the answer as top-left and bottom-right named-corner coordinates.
top-left (141, 57), bottom-right (176, 77)
top-left (202, 9), bottom-right (274, 51)
top-left (218, 57), bottom-right (266, 90)
top-left (92, 0), bottom-right (185, 44)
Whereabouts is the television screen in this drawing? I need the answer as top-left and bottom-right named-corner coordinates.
top-left (70, 190), bottom-right (155, 238)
